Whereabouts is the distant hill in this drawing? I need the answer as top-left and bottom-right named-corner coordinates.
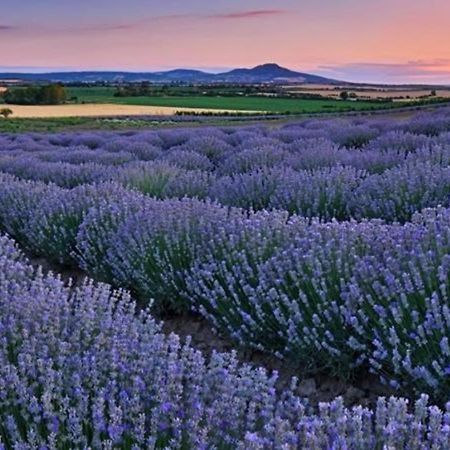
top-left (0, 63), bottom-right (339, 85)
top-left (217, 63), bottom-right (335, 84)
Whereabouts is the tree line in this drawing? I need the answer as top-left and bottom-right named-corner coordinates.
top-left (2, 85), bottom-right (67, 105)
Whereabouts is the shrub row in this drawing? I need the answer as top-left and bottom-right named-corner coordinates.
top-left (1, 109), bottom-right (450, 225)
top-left (1, 177), bottom-right (450, 401)
top-left (2, 157), bottom-right (450, 222)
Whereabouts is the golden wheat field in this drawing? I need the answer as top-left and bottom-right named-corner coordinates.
top-left (285, 84), bottom-right (450, 101)
top-left (1, 103), bottom-right (257, 118)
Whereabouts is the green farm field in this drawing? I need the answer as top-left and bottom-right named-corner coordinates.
top-left (67, 87), bottom-right (396, 113)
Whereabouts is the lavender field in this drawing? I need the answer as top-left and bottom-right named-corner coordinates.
top-left (1, 108), bottom-right (450, 447)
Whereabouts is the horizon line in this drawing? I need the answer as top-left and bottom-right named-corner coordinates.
top-left (1, 64), bottom-right (450, 87)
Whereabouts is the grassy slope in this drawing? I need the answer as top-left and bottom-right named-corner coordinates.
top-left (67, 87), bottom-right (395, 113)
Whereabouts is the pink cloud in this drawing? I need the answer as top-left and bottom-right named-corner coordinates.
top-left (0, 9), bottom-right (288, 38)
top-left (317, 60), bottom-right (450, 84)
top-left (74, 10), bottom-right (288, 32)
top-left (322, 60), bottom-right (450, 77)
top-left (208, 10), bottom-right (286, 20)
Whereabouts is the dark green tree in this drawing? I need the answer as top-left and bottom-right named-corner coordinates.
top-left (0, 108), bottom-right (13, 119)
top-left (4, 85), bottom-right (67, 105)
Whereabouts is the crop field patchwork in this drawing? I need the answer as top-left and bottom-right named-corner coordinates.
top-left (1, 108), bottom-right (450, 447)
top-left (285, 83), bottom-right (450, 101)
top-left (67, 86), bottom-right (397, 113)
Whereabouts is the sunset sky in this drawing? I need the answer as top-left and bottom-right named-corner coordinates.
top-left (2, 0), bottom-right (450, 84)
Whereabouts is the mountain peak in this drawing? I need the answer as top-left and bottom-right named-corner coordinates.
top-left (253, 63), bottom-right (284, 70)
top-left (217, 63), bottom-right (335, 83)
top-left (246, 63), bottom-right (298, 76)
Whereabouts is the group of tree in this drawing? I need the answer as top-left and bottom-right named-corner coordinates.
top-left (2, 84), bottom-right (67, 105)
top-left (0, 108), bottom-right (13, 119)
top-left (114, 82), bottom-right (153, 97)
top-left (113, 83), bottom-right (286, 98)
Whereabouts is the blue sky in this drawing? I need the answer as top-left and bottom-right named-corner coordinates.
top-left (2, 0), bottom-right (450, 83)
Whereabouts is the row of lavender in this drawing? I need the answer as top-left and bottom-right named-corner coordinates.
top-left (1, 174), bottom-right (450, 404)
top-left (5, 159), bottom-right (450, 222)
top-left (1, 110), bottom-right (450, 221)
top-left (7, 234), bottom-right (448, 448)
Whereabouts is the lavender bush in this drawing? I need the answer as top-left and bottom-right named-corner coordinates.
top-left (185, 219), bottom-right (380, 373)
top-left (106, 198), bottom-right (234, 311)
top-left (346, 208), bottom-right (450, 400)
top-left (114, 162), bottom-right (213, 199)
top-left (76, 190), bottom-right (152, 281)
top-left (0, 174), bottom-right (62, 247)
top-left (352, 162), bottom-right (450, 222)
top-left (26, 183), bottom-right (133, 265)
